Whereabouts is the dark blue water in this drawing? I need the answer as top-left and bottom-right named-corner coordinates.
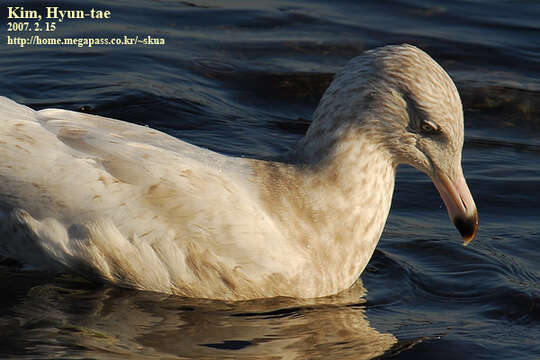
top-left (1, 0), bottom-right (539, 359)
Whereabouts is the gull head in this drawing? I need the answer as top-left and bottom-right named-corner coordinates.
top-left (310, 44), bottom-right (478, 244)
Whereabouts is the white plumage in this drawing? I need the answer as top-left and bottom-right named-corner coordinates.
top-left (0, 44), bottom-right (477, 300)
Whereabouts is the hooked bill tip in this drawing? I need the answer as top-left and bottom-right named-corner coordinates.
top-left (454, 213), bottom-right (478, 246)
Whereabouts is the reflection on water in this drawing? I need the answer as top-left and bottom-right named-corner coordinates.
top-left (1, 0), bottom-right (539, 359)
top-left (3, 272), bottom-right (399, 359)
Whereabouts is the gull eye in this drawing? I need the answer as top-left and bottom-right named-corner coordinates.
top-left (420, 120), bottom-right (439, 134)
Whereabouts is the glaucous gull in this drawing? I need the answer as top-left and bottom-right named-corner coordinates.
top-left (0, 44), bottom-right (478, 300)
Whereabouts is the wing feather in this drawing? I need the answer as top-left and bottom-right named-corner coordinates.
top-left (0, 96), bottom-right (297, 298)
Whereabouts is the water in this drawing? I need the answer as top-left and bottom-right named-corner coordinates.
top-left (1, 0), bottom-right (539, 358)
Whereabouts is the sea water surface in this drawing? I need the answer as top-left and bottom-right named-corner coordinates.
top-left (0, 0), bottom-right (539, 359)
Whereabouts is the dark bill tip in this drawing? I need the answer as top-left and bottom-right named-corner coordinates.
top-left (453, 212), bottom-right (479, 246)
